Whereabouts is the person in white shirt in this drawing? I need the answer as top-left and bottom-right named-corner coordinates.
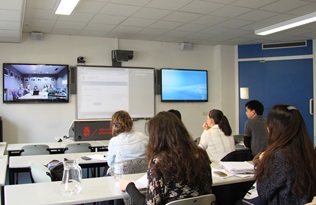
top-left (107, 110), bottom-right (148, 167)
top-left (198, 109), bottom-right (235, 162)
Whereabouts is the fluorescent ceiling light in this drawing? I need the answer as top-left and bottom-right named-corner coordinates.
top-left (255, 12), bottom-right (316, 35)
top-left (55, 0), bottom-right (80, 15)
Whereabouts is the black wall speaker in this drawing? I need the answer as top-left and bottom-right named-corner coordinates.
top-left (70, 66), bottom-right (77, 94)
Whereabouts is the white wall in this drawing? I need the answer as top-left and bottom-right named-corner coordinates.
top-left (0, 34), bottom-right (236, 143)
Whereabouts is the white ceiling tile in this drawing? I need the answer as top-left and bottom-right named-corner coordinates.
top-left (286, 3), bottom-right (316, 15)
top-left (260, 13), bottom-right (297, 24)
top-left (74, 1), bottom-right (106, 13)
top-left (24, 19), bottom-right (56, 28)
top-left (24, 8), bottom-right (58, 20)
top-left (132, 8), bottom-right (172, 19)
top-left (0, 21), bottom-right (20, 30)
top-left (179, 1), bottom-right (224, 14)
top-left (174, 23), bottom-right (207, 32)
top-left (26, 0), bottom-right (56, 9)
top-left (203, 0), bottom-right (236, 3)
top-left (137, 28), bottom-right (168, 35)
top-left (217, 19), bottom-right (253, 29)
top-left (232, 0), bottom-right (278, 9)
top-left (90, 14), bottom-right (126, 25)
top-left (146, 0), bottom-right (193, 10)
top-left (1, 0), bottom-right (316, 45)
top-left (111, 25), bottom-right (143, 33)
top-left (149, 21), bottom-right (183, 29)
top-left (198, 26), bottom-right (231, 35)
top-left (84, 23), bottom-right (116, 31)
top-left (211, 5), bottom-right (251, 18)
top-left (241, 22), bottom-right (271, 31)
top-left (0, 10), bottom-right (22, 21)
top-left (0, 0), bottom-right (24, 10)
top-left (99, 3), bottom-right (140, 16)
top-left (163, 12), bottom-right (201, 23)
top-left (54, 21), bottom-right (87, 29)
top-left (58, 13), bottom-right (95, 22)
top-left (260, 0), bottom-right (309, 13)
top-left (237, 10), bottom-right (279, 21)
top-left (191, 15), bottom-right (228, 26)
top-left (109, 0), bottom-right (151, 6)
top-left (120, 18), bottom-right (157, 27)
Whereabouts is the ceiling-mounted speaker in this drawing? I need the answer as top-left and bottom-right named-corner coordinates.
top-left (179, 42), bottom-right (192, 51)
top-left (31, 32), bottom-right (44, 40)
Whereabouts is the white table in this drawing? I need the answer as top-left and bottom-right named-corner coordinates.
top-left (5, 173), bottom-right (143, 205)
top-left (0, 156), bottom-right (8, 205)
top-left (0, 142), bottom-right (7, 156)
top-left (9, 152), bottom-right (108, 185)
top-left (4, 163), bottom-right (255, 205)
top-left (7, 140), bottom-right (109, 156)
top-left (0, 156), bottom-right (8, 186)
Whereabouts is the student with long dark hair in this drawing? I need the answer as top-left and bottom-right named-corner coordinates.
top-left (119, 111), bottom-right (212, 205)
top-left (198, 109), bottom-right (235, 162)
top-left (255, 104), bottom-right (316, 204)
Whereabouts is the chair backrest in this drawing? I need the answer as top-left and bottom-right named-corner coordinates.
top-left (221, 149), bottom-right (253, 162)
top-left (108, 158), bottom-right (147, 176)
top-left (64, 143), bottom-right (91, 153)
top-left (30, 163), bottom-right (52, 183)
top-left (166, 194), bottom-right (216, 205)
top-left (20, 144), bottom-right (50, 156)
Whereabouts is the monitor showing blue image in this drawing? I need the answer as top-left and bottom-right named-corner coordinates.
top-left (161, 68), bottom-right (208, 102)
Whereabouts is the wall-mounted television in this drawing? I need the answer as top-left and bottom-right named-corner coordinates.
top-left (160, 68), bottom-right (208, 102)
top-left (3, 63), bottom-right (69, 103)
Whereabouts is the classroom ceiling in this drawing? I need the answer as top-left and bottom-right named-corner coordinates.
top-left (2, 0), bottom-right (316, 46)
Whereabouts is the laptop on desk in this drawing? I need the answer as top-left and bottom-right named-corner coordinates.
top-left (33, 91), bottom-right (39, 95)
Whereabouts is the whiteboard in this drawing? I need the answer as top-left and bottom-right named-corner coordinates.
top-left (76, 66), bottom-right (155, 119)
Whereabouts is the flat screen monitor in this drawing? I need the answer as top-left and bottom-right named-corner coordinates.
top-left (3, 63), bottom-right (69, 103)
top-left (161, 68), bottom-right (208, 102)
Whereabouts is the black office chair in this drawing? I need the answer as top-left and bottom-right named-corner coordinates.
top-left (221, 149), bottom-right (253, 162)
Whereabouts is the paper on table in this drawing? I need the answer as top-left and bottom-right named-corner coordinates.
top-left (212, 167), bottom-right (253, 178)
top-left (134, 174), bottom-right (147, 189)
top-left (219, 161), bottom-right (254, 174)
top-left (86, 154), bottom-right (107, 161)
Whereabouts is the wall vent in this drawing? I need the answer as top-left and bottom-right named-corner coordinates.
top-left (262, 41), bottom-right (306, 50)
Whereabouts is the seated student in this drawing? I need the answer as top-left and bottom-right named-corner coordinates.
top-left (244, 100), bottom-right (268, 157)
top-left (119, 111), bottom-right (212, 204)
top-left (198, 109), bottom-right (235, 162)
top-left (255, 105), bottom-right (316, 204)
top-left (24, 84), bottom-right (32, 94)
top-left (16, 83), bottom-right (25, 98)
top-left (107, 110), bottom-right (148, 168)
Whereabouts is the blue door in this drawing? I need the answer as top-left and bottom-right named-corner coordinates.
top-left (239, 59), bottom-right (314, 142)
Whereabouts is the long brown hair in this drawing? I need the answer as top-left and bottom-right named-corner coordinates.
top-left (111, 110), bottom-right (133, 136)
top-left (146, 111), bottom-right (211, 184)
top-left (256, 104), bottom-right (316, 198)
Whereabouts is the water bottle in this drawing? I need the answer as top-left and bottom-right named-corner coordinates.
top-left (113, 149), bottom-right (124, 182)
top-left (61, 159), bottom-right (83, 196)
